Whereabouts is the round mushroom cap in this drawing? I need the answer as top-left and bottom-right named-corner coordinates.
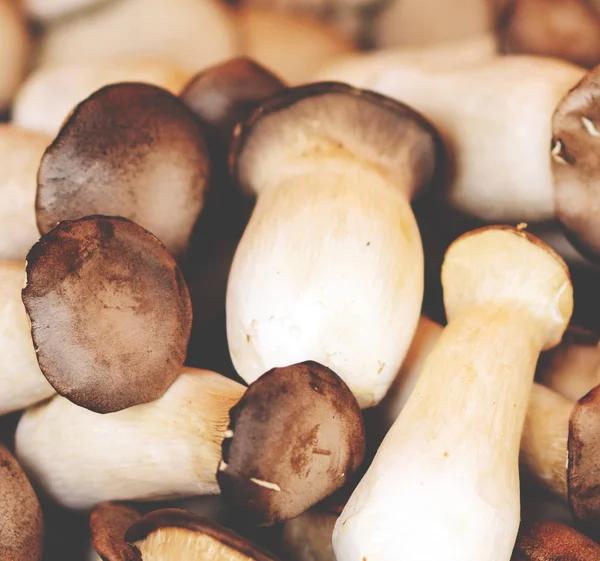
top-left (552, 68), bottom-right (600, 262)
top-left (90, 502), bottom-right (142, 561)
top-left (442, 226), bottom-right (573, 350)
top-left (125, 508), bottom-right (280, 560)
top-left (0, 444), bottom-right (43, 561)
top-left (568, 384), bottom-right (600, 535)
top-left (217, 361), bottom-right (365, 526)
top-left (22, 216), bottom-right (193, 414)
top-left (36, 82), bottom-right (210, 258)
top-left (230, 81), bottom-right (442, 200)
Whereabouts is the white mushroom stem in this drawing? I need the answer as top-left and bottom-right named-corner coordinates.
top-left (317, 55), bottom-right (585, 223)
top-left (334, 228), bottom-right (573, 561)
top-left (0, 261), bottom-right (55, 415)
top-left (15, 368), bottom-right (245, 510)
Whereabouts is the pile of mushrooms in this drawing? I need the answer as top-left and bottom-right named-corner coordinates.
top-left (5, 1), bottom-right (600, 560)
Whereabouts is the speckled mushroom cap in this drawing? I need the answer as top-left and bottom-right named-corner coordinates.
top-left (217, 361), bottom-right (365, 526)
top-left (22, 216), bottom-right (192, 414)
top-left (0, 444), bottom-right (43, 561)
top-left (36, 82), bottom-right (210, 258)
top-left (552, 67), bottom-right (600, 262)
top-left (90, 502), bottom-right (142, 561)
top-left (125, 509), bottom-right (280, 560)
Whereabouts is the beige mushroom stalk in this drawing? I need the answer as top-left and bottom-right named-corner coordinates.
top-left (0, 261), bottom-right (55, 416)
top-left (15, 368), bottom-right (245, 510)
top-left (0, 125), bottom-right (51, 261)
top-left (334, 226), bottom-right (573, 561)
top-left (226, 82), bottom-right (442, 408)
top-left (317, 55), bottom-right (585, 223)
top-left (0, 445), bottom-right (44, 561)
top-left (13, 59), bottom-right (191, 137)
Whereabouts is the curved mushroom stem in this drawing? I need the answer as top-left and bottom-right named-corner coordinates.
top-left (334, 226), bottom-right (573, 561)
top-left (15, 368), bottom-right (245, 509)
top-left (0, 260), bottom-right (55, 416)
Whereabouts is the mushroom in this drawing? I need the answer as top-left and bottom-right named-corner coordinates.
top-left (226, 82), bottom-right (442, 408)
top-left (125, 508), bottom-right (280, 560)
top-left (89, 502), bottom-right (142, 561)
top-left (0, 260), bottom-right (55, 416)
top-left (0, 125), bottom-right (51, 261)
top-left (494, 0), bottom-right (600, 69)
top-left (0, 444), bottom-right (44, 561)
top-left (23, 0), bottom-right (107, 22)
top-left (282, 509), bottom-right (338, 561)
top-left (22, 216), bottom-right (192, 413)
top-left (514, 519), bottom-right (600, 560)
top-left (13, 59), bottom-right (191, 137)
top-left (316, 55), bottom-right (585, 223)
top-left (36, 83), bottom-right (210, 258)
top-left (0, 0), bottom-right (30, 112)
top-left (15, 367), bottom-right (245, 509)
top-left (37, 0), bottom-right (238, 73)
top-left (333, 226), bottom-right (573, 561)
top-left (218, 361), bottom-right (365, 525)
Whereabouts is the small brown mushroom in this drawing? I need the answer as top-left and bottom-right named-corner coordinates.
top-left (218, 361), bottom-right (365, 525)
top-left (0, 444), bottom-right (43, 561)
top-left (36, 82), bottom-right (210, 258)
top-left (22, 216), bottom-right (192, 413)
top-left (515, 519), bottom-right (600, 560)
top-left (90, 502), bottom-right (142, 561)
top-left (125, 508), bottom-right (280, 560)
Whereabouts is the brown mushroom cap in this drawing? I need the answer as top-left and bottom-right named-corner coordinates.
top-left (36, 82), bottom-right (209, 258)
top-left (567, 383), bottom-right (600, 535)
top-left (515, 519), bottom-right (600, 560)
top-left (22, 215), bottom-right (192, 414)
top-left (229, 81), bottom-right (443, 200)
top-left (217, 361), bottom-right (365, 526)
top-left (495, 0), bottom-right (600, 69)
top-left (90, 502), bottom-right (142, 561)
top-left (552, 67), bottom-right (600, 262)
top-left (125, 508), bottom-right (280, 560)
top-left (0, 444), bottom-right (43, 561)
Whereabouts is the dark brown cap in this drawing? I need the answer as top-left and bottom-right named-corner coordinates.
top-left (217, 361), bottom-right (365, 526)
top-left (125, 508), bottom-right (280, 560)
top-left (36, 82), bottom-right (210, 258)
top-left (90, 502), bottom-right (142, 561)
top-left (229, 81), bottom-right (443, 200)
top-left (0, 444), bottom-right (43, 561)
top-left (22, 216), bottom-right (193, 414)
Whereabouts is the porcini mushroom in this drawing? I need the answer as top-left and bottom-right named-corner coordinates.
top-left (226, 82), bottom-right (442, 408)
top-left (0, 444), bottom-right (44, 561)
top-left (334, 226), bottom-right (573, 561)
top-left (0, 125), bottom-right (51, 261)
top-left (0, 260), bottom-right (55, 416)
top-left (0, 0), bottom-right (29, 112)
top-left (89, 502), bottom-right (142, 561)
top-left (15, 367), bottom-right (245, 509)
top-left (13, 59), bottom-right (191, 137)
top-left (282, 509), bottom-right (338, 561)
top-left (22, 216), bottom-right (192, 413)
top-left (317, 55), bottom-right (585, 223)
top-left (36, 83), bottom-right (210, 258)
top-left (218, 361), bottom-right (365, 525)
top-left (125, 508), bottom-right (280, 560)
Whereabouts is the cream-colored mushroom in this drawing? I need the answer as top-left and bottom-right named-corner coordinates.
top-left (334, 226), bottom-right (573, 561)
top-left (0, 125), bottom-right (51, 261)
top-left (37, 0), bottom-right (239, 73)
top-left (15, 368), bottom-right (245, 509)
top-left (0, 260), bottom-right (55, 416)
top-left (13, 59), bottom-right (191, 137)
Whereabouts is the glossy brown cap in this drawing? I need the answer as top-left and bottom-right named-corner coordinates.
top-left (496, 0), bottom-right (600, 69)
top-left (22, 216), bottom-right (192, 414)
top-left (37, 82), bottom-right (210, 258)
top-left (90, 502), bottom-right (142, 561)
top-left (0, 444), bottom-right (43, 561)
top-left (229, 81), bottom-right (443, 200)
top-left (125, 508), bottom-right (280, 560)
top-left (217, 361), bottom-right (365, 526)
top-left (515, 519), bottom-right (600, 559)
top-left (552, 66), bottom-right (600, 262)
top-left (567, 383), bottom-right (600, 534)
